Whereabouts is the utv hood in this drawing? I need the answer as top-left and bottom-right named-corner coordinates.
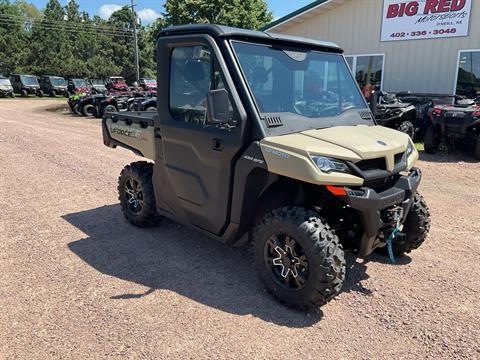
top-left (260, 125), bottom-right (417, 186)
top-left (0, 85), bottom-right (13, 91)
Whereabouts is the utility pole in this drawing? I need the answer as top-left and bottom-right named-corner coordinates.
top-left (131, 0), bottom-right (140, 82)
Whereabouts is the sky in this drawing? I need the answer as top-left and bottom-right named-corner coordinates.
top-left (27, 0), bottom-right (314, 24)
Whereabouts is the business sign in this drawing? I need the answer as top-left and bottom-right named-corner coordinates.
top-left (380, 0), bottom-right (472, 42)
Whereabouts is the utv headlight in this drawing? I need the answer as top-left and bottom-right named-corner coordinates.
top-left (311, 156), bottom-right (350, 174)
top-left (406, 141), bottom-right (414, 157)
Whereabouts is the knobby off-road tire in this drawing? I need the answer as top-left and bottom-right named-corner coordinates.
top-left (118, 161), bottom-right (162, 227)
top-left (397, 120), bottom-right (415, 139)
top-left (37, 90), bottom-right (44, 97)
top-left (49, 90), bottom-right (56, 97)
top-left (21, 89), bottom-right (28, 97)
top-left (424, 125), bottom-right (439, 154)
top-left (252, 206), bottom-right (346, 310)
top-left (82, 104), bottom-right (95, 117)
top-left (391, 193), bottom-right (431, 257)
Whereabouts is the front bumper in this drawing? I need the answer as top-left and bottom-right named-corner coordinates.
top-left (340, 168), bottom-right (422, 257)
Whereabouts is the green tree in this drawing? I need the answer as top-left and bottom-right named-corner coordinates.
top-left (0, 0), bottom-right (29, 75)
top-left (163, 0), bottom-right (273, 29)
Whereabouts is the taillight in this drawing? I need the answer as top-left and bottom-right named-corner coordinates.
top-left (432, 107), bottom-right (442, 116)
top-left (473, 110), bottom-right (480, 117)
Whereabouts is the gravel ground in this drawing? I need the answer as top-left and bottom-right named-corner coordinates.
top-left (1, 99), bottom-right (479, 359)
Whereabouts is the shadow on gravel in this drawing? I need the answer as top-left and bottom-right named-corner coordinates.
top-left (64, 204), bottom-right (388, 327)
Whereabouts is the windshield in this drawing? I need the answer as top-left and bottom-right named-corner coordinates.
top-left (232, 42), bottom-right (367, 121)
top-left (51, 77), bottom-right (66, 86)
top-left (143, 79), bottom-right (156, 85)
top-left (21, 75), bottom-right (39, 86)
top-left (73, 79), bottom-right (86, 87)
top-left (0, 79), bottom-right (11, 86)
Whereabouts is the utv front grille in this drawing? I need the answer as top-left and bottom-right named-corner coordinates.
top-left (356, 157), bottom-right (386, 171)
top-left (364, 174), bottom-right (399, 192)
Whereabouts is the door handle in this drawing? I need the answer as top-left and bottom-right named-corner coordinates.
top-left (212, 138), bottom-right (223, 151)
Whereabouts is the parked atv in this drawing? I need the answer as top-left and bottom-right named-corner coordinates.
top-left (105, 76), bottom-right (129, 92)
top-left (135, 96), bottom-right (157, 111)
top-left (39, 75), bottom-right (69, 97)
top-left (87, 79), bottom-right (107, 94)
top-left (67, 78), bottom-right (90, 95)
top-left (67, 92), bottom-right (88, 114)
top-left (139, 78), bottom-right (157, 91)
top-left (370, 91), bottom-right (417, 138)
top-left (0, 77), bottom-right (14, 97)
top-left (10, 74), bottom-right (43, 97)
top-left (424, 96), bottom-right (480, 159)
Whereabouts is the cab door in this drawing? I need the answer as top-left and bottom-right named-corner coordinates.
top-left (154, 36), bottom-right (245, 235)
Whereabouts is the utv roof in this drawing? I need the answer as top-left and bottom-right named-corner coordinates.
top-left (159, 24), bottom-right (343, 53)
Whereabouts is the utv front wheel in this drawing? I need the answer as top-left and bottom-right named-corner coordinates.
top-left (253, 206), bottom-right (345, 309)
top-left (391, 193), bottom-right (431, 257)
top-left (397, 120), bottom-right (415, 139)
top-left (49, 90), bottom-right (56, 97)
top-left (21, 89), bottom-right (28, 97)
top-left (118, 161), bottom-right (162, 227)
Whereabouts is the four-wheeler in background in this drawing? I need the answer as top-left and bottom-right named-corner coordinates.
top-left (138, 78), bottom-right (157, 91)
top-left (0, 77), bottom-right (15, 97)
top-left (39, 75), bottom-right (69, 97)
top-left (67, 78), bottom-right (90, 95)
top-left (10, 74), bottom-right (43, 97)
top-left (105, 76), bottom-right (129, 92)
top-left (369, 90), bottom-right (417, 138)
top-left (102, 24), bottom-right (431, 310)
top-left (87, 79), bottom-right (107, 94)
top-left (424, 96), bottom-right (480, 159)
top-left (134, 96), bottom-right (157, 111)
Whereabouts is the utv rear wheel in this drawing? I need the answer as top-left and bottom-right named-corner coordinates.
top-left (118, 162), bottom-right (162, 227)
top-left (21, 89), bottom-right (28, 97)
top-left (37, 90), bottom-right (43, 97)
top-left (397, 120), bottom-right (415, 139)
top-left (82, 104), bottom-right (95, 117)
top-left (391, 193), bottom-right (431, 257)
top-left (424, 125), bottom-right (439, 154)
top-left (49, 90), bottom-right (56, 97)
top-left (253, 206), bottom-right (345, 309)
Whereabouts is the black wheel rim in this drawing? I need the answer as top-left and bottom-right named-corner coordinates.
top-left (125, 178), bottom-right (144, 213)
top-left (264, 234), bottom-right (309, 290)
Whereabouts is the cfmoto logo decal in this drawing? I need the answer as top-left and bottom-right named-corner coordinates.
top-left (264, 147), bottom-right (290, 159)
top-left (377, 140), bottom-right (388, 146)
top-left (111, 126), bottom-right (148, 141)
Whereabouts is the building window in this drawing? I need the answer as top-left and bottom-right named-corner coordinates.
top-left (456, 50), bottom-right (480, 98)
top-left (345, 54), bottom-right (384, 100)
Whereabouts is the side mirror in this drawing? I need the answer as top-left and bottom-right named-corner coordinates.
top-left (207, 89), bottom-right (230, 124)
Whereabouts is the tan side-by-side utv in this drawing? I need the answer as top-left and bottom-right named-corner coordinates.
top-left (102, 24), bottom-right (431, 309)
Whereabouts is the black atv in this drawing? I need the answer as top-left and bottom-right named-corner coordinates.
top-left (39, 75), bottom-right (69, 97)
top-left (424, 96), bottom-right (480, 159)
top-left (10, 74), bottom-right (44, 97)
top-left (0, 77), bottom-right (15, 97)
top-left (370, 91), bottom-right (417, 138)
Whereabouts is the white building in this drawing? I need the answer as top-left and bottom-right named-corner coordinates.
top-left (265, 0), bottom-right (479, 97)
